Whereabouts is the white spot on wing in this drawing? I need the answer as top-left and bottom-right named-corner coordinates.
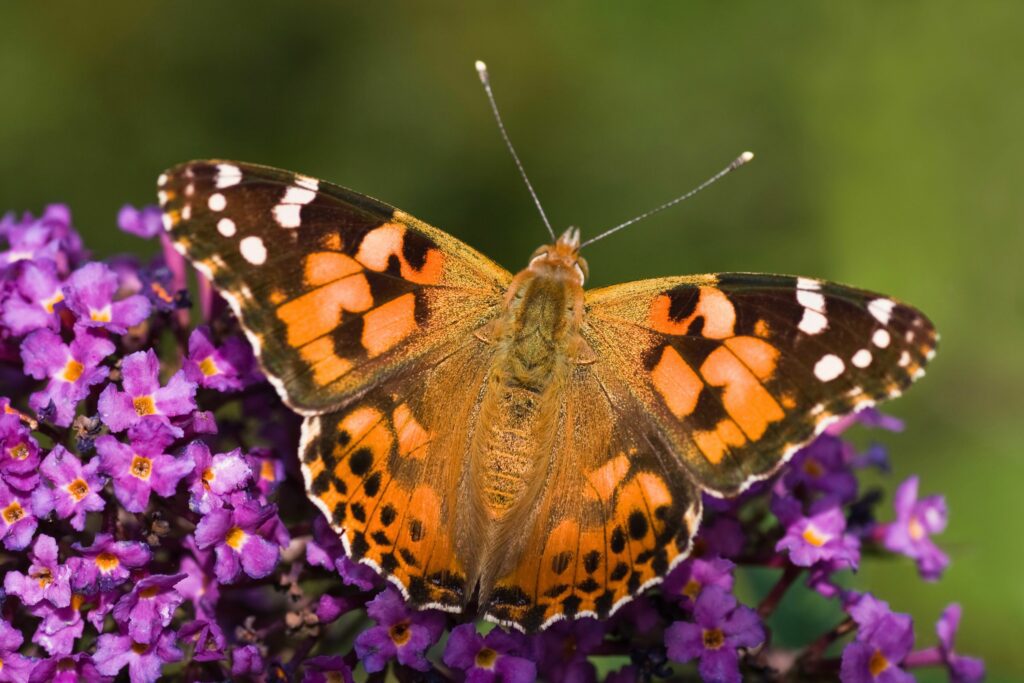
top-left (239, 236), bottom-right (267, 265)
top-left (799, 308), bottom-right (828, 335)
top-left (208, 193), bottom-right (227, 211)
top-left (852, 349), bottom-right (872, 368)
top-left (872, 329), bottom-right (891, 348)
top-left (157, 173), bottom-right (168, 187)
top-left (797, 289), bottom-right (825, 311)
top-left (273, 204), bottom-right (302, 228)
top-left (814, 354), bottom-right (845, 382)
top-left (217, 218), bottom-right (237, 237)
top-left (899, 351), bottom-right (911, 367)
top-left (216, 164), bottom-right (243, 188)
top-left (868, 298), bottom-right (895, 325)
top-left (283, 186), bottom-right (317, 205)
top-left (797, 277), bottom-right (821, 291)
top-left (294, 175), bottom-right (320, 192)
top-left (161, 213), bottom-right (173, 231)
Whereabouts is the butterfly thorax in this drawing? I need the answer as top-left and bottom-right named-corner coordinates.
top-left (469, 231), bottom-right (590, 522)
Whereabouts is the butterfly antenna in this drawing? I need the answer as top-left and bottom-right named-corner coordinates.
top-left (579, 151), bottom-right (755, 249)
top-left (475, 60), bottom-right (557, 241)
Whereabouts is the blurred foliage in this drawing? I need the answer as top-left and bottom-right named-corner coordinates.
top-left (1, 2), bottom-right (1020, 678)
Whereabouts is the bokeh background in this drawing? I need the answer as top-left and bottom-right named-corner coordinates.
top-left (1, 2), bottom-right (1020, 679)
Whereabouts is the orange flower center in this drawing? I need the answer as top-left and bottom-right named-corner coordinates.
top-left (140, 585), bottom-right (161, 599)
top-left (202, 467), bottom-right (215, 486)
top-left (150, 282), bottom-right (173, 303)
top-left (95, 551), bottom-right (120, 573)
top-left (9, 443), bottom-right (29, 460)
top-left (802, 525), bottom-right (828, 547)
top-left (868, 649), bottom-right (890, 676)
top-left (802, 458), bottom-right (824, 478)
top-left (42, 291), bottom-right (64, 314)
top-left (67, 478), bottom-right (90, 501)
top-left (131, 642), bottom-right (150, 655)
top-left (702, 627), bottom-right (725, 650)
top-left (130, 455), bottom-right (152, 480)
top-left (475, 647), bottom-right (498, 669)
top-left (60, 359), bottom-right (85, 383)
top-left (71, 593), bottom-right (86, 611)
top-left (225, 526), bottom-right (247, 550)
top-left (2, 501), bottom-right (24, 525)
top-left (133, 395), bottom-right (156, 416)
top-left (32, 567), bottom-right (53, 588)
top-left (260, 460), bottom-right (276, 482)
top-left (389, 621), bottom-right (411, 646)
top-left (56, 656), bottom-right (76, 672)
top-left (682, 579), bottom-right (702, 600)
top-left (198, 357), bottom-right (219, 377)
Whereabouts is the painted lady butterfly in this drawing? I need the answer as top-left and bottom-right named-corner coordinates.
top-left (159, 69), bottom-right (935, 634)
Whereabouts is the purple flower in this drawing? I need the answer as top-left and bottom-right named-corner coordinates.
top-left (20, 328), bottom-right (114, 427)
top-left (41, 445), bottom-right (105, 530)
top-left (781, 435), bottom-right (858, 504)
top-left (776, 505), bottom-right (860, 569)
top-left (662, 556), bottom-right (735, 607)
top-left (183, 326), bottom-right (258, 392)
top-left (93, 629), bottom-right (182, 683)
top-left (117, 205), bottom-right (163, 239)
top-left (307, 516), bottom-right (381, 591)
top-left (183, 441), bottom-right (251, 514)
top-left (231, 645), bottom-right (264, 677)
top-left (27, 652), bottom-right (106, 683)
top-left (193, 500), bottom-right (283, 582)
top-left (0, 481), bottom-right (42, 550)
top-left (112, 573), bottom-right (187, 645)
top-left (354, 588), bottom-right (446, 673)
top-left (935, 604), bottom-right (985, 683)
top-left (0, 618), bottom-right (33, 683)
top-left (665, 586), bottom-right (765, 683)
top-left (63, 262), bottom-right (150, 334)
top-left (69, 533), bottom-right (152, 592)
top-left (0, 412), bottom-right (41, 492)
top-left (4, 534), bottom-right (72, 608)
top-left (841, 596), bottom-right (914, 683)
top-left (0, 204), bottom-right (83, 273)
top-left (696, 516), bottom-right (745, 559)
top-left (1, 260), bottom-right (63, 336)
top-left (247, 448), bottom-right (285, 499)
top-left (881, 476), bottom-right (949, 580)
top-left (316, 594), bottom-right (359, 625)
top-left (532, 617), bottom-right (606, 683)
top-left (176, 544), bottom-right (221, 619)
top-left (27, 593), bottom-right (87, 656)
top-left (302, 656), bottom-right (354, 683)
top-left (96, 420), bottom-right (194, 513)
top-left (443, 623), bottom-right (536, 683)
top-left (97, 349), bottom-right (195, 433)
top-left (177, 619), bottom-right (226, 663)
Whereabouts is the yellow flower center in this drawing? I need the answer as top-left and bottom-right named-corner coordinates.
top-left (802, 525), bottom-right (828, 547)
top-left (67, 478), bottom-right (90, 501)
top-left (682, 578), bottom-right (702, 600)
top-left (198, 357), bottom-right (219, 377)
top-left (90, 306), bottom-right (112, 323)
top-left (9, 442), bottom-right (29, 460)
top-left (133, 395), bottom-right (156, 416)
top-left (2, 501), bottom-right (24, 525)
top-left (130, 455), bottom-right (152, 480)
top-left (71, 593), bottom-right (86, 611)
top-left (42, 291), bottom-right (64, 314)
top-left (868, 649), bottom-right (890, 676)
top-left (702, 627), bottom-right (725, 650)
top-left (95, 551), bottom-right (120, 573)
top-left (475, 647), bottom-right (498, 669)
top-left (202, 467), bottom-right (215, 487)
top-left (60, 359), bottom-right (85, 383)
top-left (225, 526), bottom-right (248, 550)
top-left (908, 516), bottom-right (925, 541)
top-left (389, 621), bottom-right (411, 646)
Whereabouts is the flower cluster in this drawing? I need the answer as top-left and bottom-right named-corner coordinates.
top-left (0, 203), bottom-right (983, 682)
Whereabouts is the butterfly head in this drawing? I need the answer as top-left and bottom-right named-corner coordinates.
top-left (528, 227), bottom-right (589, 285)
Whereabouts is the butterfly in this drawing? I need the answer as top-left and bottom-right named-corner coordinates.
top-left (158, 159), bottom-right (936, 633)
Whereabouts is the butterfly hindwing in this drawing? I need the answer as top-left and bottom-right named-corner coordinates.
top-left (159, 161), bottom-right (511, 413)
top-left (584, 273), bottom-right (937, 496)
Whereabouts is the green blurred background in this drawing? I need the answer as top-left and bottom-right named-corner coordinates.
top-left (2, 2), bottom-right (1020, 678)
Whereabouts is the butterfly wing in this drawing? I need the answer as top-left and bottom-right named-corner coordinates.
top-left (299, 336), bottom-right (499, 612)
top-left (482, 354), bottom-right (702, 631)
top-left (159, 160), bottom-right (511, 414)
top-left (583, 273), bottom-right (937, 496)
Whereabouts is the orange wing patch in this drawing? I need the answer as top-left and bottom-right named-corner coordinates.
top-left (648, 286), bottom-right (735, 338)
top-left (355, 223), bottom-right (444, 285)
top-left (650, 346), bottom-right (702, 419)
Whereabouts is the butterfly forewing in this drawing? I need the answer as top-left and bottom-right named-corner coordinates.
top-left (159, 161), bottom-right (511, 414)
top-left (584, 273), bottom-right (937, 496)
